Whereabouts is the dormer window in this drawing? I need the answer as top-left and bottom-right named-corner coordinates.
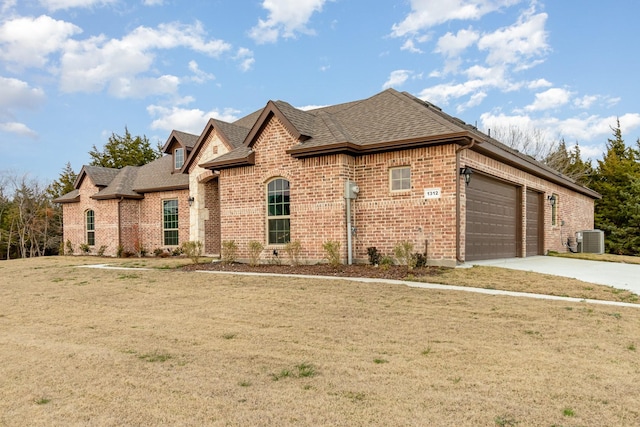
top-left (174, 148), bottom-right (184, 169)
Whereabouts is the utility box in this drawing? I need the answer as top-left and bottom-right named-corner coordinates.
top-left (578, 229), bottom-right (605, 254)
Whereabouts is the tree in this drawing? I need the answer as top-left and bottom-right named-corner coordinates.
top-left (47, 162), bottom-right (77, 200)
top-left (491, 125), bottom-right (593, 184)
top-left (88, 127), bottom-right (161, 169)
top-left (590, 119), bottom-right (640, 255)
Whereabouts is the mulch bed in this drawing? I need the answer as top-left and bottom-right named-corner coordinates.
top-left (183, 261), bottom-right (445, 281)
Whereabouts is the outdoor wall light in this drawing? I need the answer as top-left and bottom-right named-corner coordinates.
top-left (547, 194), bottom-right (557, 207)
top-left (459, 167), bottom-right (473, 186)
top-left (188, 196), bottom-right (195, 207)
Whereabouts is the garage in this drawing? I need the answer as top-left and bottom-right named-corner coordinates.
top-left (526, 189), bottom-right (543, 256)
top-left (465, 174), bottom-right (520, 261)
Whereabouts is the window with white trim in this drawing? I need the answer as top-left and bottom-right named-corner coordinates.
top-left (390, 166), bottom-right (411, 191)
top-left (267, 178), bottom-right (290, 245)
top-left (86, 209), bottom-right (95, 246)
top-left (174, 148), bottom-right (184, 169)
top-left (163, 199), bottom-right (179, 246)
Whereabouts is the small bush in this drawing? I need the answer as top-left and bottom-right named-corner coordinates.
top-left (221, 240), bottom-right (238, 264)
top-left (171, 246), bottom-right (183, 257)
top-left (181, 241), bottom-right (204, 264)
top-left (116, 244), bottom-right (124, 258)
top-left (79, 243), bottom-right (91, 254)
top-left (379, 255), bottom-right (394, 270)
top-left (412, 252), bottom-right (427, 268)
top-left (285, 240), bottom-right (303, 266)
top-left (97, 245), bottom-right (108, 257)
top-left (65, 240), bottom-right (74, 255)
top-left (247, 241), bottom-right (264, 266)
top-left (393, 240), bottom-right (415, 269)
top-left (322, 240), bottom-right (341, 267)
top-left (153, 248), bottom-right (164, 257)
top-left (366, 247), bottom-right (381, 266)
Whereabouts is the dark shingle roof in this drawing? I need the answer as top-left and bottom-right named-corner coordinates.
top-left (133, 155), bottom-right (189, 192)
top-left (53, 189), bottom-right (80, 204)
top-left (92, 166), bottom-right (142, 200)
top-left (173, 130), bottom-right (199, 149)
top-left (75, 165), bottom-right (121, 188)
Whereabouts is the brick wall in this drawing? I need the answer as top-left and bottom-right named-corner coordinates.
top-left (137, 190), bottom-right (190, 253)
top-left (219, 116), bottom-right (351, 264)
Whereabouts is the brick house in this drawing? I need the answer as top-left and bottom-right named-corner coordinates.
top-left (55, 89), bottom-right (599, 266)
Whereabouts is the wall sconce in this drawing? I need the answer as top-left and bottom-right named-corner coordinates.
top-left (547, 194), bottom-right (556, 207)
top-left (459, 167), bottom-right (473, 186)
top-left (188, 196), bottom-right (195, 207)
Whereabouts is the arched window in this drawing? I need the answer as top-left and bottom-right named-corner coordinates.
top-left (266, 178), bottom-right (290, 244)
top-left (85, 210), bottom-right (95, 246)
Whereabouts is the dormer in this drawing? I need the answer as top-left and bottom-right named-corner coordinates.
top-left (162, 130), bottom-right (199, 174)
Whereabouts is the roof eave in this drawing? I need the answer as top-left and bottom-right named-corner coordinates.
top-left (200, 151), bottom-right (256, 171)
top-left (287, 133), bottom-right (473, 158)
top-left (131, 184), bottom-right (189, 194)
top-left (91, 193), bottom-right (145, 201)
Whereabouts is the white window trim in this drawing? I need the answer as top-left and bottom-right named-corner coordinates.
top-left (174, 148), bottom-right (184, 170)
top-left (389, 166), bottom-right (411, 192)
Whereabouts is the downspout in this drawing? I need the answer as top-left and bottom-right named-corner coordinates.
top-left (456, 139), bottom-right (477, 264)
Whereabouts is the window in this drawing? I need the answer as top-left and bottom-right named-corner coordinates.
top-left (390, 166), bottom-right (411, 191)
top-left (267, 178), bottom-right (290, 245)
top-left (85, 210), bottom-right (95, 246)
top-left (551, 193), bottom-right (559, 226)
top-left (163, 199), bottom-right (179, 246)
top-left (174, 148), bottom-right (184, 169)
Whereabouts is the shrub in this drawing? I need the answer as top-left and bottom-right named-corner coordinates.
top-left (153, 248), bottom-right (164, 257)
top-left (322, 240), bottom-right (341, 267)
top-left (181, 241), bottom-right (204, 264)
top-left (285, 240), bottom-right (303, 266)
top-left (247, 241), bottom-right (264, 266)
top-left (116, 244), bottom-right (124, 258)
top-left (379, 255), bottom-right (394, 270)
top-left (412, 252), bottom-right (427, 268)
top-left (97, 245), bottom-right (108, 257)
top-left (171, 246), bottom-right (183, 256)
top-left (366, 247), bottom-right (381, 266)
top-left (221, 240), bottom-right (238, 264)
top-left (65, 240), bottom-right (74, 255)
top-left (79, 243), bottom-right (91, 254)
top-left (393, 240), bottom-right (415, 269)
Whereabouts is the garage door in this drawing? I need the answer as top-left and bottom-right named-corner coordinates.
top-left (526, 190), bottom-right (542, 256)
top-left (465, 174), bottom-right (519, 261)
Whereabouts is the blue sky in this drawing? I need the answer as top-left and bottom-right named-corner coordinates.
top-left (2, 0), bottom-right (640, 183)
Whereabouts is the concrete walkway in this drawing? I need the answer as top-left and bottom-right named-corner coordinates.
top-left (467, 256), bottom-right (640, 294)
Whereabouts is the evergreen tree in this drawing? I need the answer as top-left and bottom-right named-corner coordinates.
top-left (590, 119), bottom-right (640, 255)
top-left (544, 139), bottom-right (593, 185)
top-left (47, 162), bottom-right (77, 199)
top-left (88, 127), bottom-right (161, 169)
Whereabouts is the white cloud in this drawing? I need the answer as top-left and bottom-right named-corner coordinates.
top-left (0, 77), bottom-right (46, 111)
top-left (249, 0), bottom-right (328, 44)
top-left (234, 48), bottom-right (255, 72)
top-left (477, 9), bottom-right (549, 67)
top-left (419, 79), bottom-right (486, 106)
top-left (0, 122), bottom-right (38, 138)
top-left (435, 28), bottom-right (479, 57)
top-left (39, 0), bottom-right (116, 11)
top-left (524, 87), bottom-right (572, 112)
top-left (383, 70), bottom-right (413, 89)
top-left (297, 104), bottom-right (329, 111)
top-left (391, 0), bottom-right (522, 37)
top-left (147, 104), bottom-right (241, 133)
top-left (109, 75), bottom-right (180, 98)
top-left (143, 0), bottom-right (163, 5)
top-left (59, 21), bottom-right (231, 95)
top-left (0, 15), bottom-right (82, 70)
top-left (188, 60), bottom-right (215, 84)
top-left (480, 111), bottom-right (640, 148)
top-left (528, 78), bottom-right (552, 89)
top-left (400, 39), bottom-right (423, 53)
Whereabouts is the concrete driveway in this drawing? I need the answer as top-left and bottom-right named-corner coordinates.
top-left (466, 256), bottom-right (640, 294)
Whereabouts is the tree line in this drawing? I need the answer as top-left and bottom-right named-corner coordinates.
top-left (0, 124), bottom-right (638, 259)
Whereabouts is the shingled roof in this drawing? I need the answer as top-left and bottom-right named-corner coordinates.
top-left (201, 88), bottom-right (599, 199)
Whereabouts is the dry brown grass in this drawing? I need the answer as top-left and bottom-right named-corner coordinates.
top-left (549, 251), bottom-right (640, 265)
top-left (1, 256), bottom-right (640, 426)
